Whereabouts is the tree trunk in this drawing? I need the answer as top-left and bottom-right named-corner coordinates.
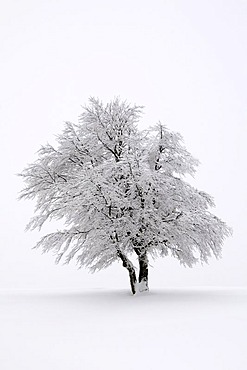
top-left (117, 250), bottom-right (137, 294)
top-left (134, 247), bottom-right (149, 292)
top-left (138, 254), bottom-right (149, 292)
top-left (128, 264), bottom-right (137, 295)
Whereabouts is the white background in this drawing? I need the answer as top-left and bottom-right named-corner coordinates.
top-left (0, 0), bottom-right (246, 292)
top-left (1, 2), bottom-right (247, 370)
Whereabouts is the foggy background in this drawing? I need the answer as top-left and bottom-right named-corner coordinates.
top-left (1, 0), bottom-right (246, 292)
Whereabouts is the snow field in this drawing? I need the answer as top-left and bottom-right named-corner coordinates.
top-left (0, 288), bottom-right (246, 370)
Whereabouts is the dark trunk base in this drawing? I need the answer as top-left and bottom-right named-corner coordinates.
top-left (129, 268), bottom-right (137, 295)
top-left (138, 251), bottom-right (149, 292)
top-left (117, 249), bottom-right (137, 294)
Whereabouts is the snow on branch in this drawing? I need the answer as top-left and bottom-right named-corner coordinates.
top-left (19, 97), bottom-right (232, 275)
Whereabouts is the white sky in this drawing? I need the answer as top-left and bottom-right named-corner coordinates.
top-left (0, 0), bottom-right (246, 291)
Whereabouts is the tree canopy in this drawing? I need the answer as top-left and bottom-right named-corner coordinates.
top-left (19, 98), bottom-right (231, 294)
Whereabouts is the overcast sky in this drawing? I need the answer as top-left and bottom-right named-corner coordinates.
top-left (0, 0), bottom-right (246, 291)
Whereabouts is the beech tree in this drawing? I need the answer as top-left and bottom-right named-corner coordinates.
top-left (19, 98), bottom-right (231, 294)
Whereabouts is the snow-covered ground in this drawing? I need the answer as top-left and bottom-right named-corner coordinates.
top-left (0, 287), bottom-right (246, 370)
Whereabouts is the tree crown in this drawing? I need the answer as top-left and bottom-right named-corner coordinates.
top-left (19, 98), bottom-right (231, 272)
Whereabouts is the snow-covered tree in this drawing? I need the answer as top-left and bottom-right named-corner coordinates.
top-left (19, 98), bottom-right (231, 294)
